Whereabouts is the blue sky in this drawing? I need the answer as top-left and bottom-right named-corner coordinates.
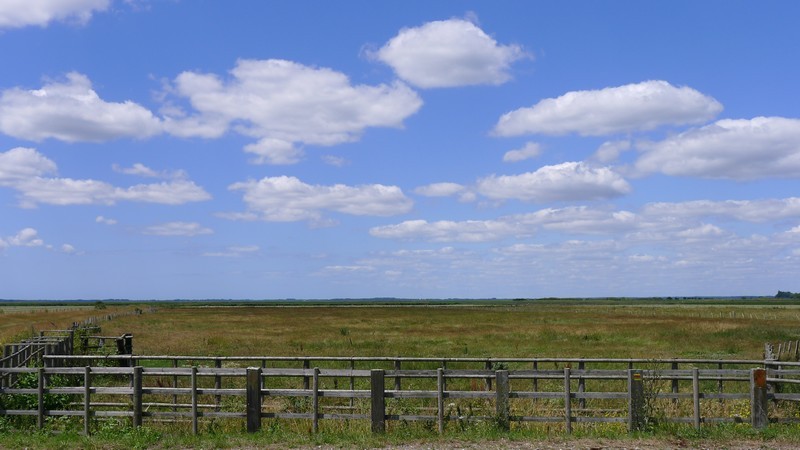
top-left (1, 1), bottom-right (799, 300)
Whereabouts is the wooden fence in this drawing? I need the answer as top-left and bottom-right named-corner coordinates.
top-left (2, 355), bottom-right (797, 435)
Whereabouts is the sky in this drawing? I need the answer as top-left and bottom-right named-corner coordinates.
top-left (1, 1), bottom-right (799, 300)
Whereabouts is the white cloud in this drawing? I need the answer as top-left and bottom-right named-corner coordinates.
top-left (641, 198), bottom-right (800, 222)
top-left (476, 162), bottom-right (631, 202)
top-left (371, 197), bottom-right (800, 244)
top-left (493, 80), bottom-right (722, 137)
top-left (369, 218), bottom-right (529, 242)
top-left (0, 0), bottom-right (109, 29)
top-left (227, 176), bottom-right (413, 222)
top-left (243, 138), bottom-right (304, 165)
top-left (143, 222), bottom-right (213, 237)
top-left (374, 18), bottom-right (525, 88)
top-left (0, 73), bottom-right (162, 142)
top-left (414, 182), bottom-right (465, 197)
top-left (0, 147), bottom-right (57, 180)
top-left (60, 243), bottom-right (77, 254)
top-left (503, 142), bottom-right (542, 162)
top-left (96, 215), bottom-right (117, 225)
top-left (676, 223), bottom-right (725, 240)
top-left (593, 140), bottom-right (631, 163)
top-left (164, 59), bottom-right (422, 163)
top-left (635, 117), bottom-right (800, 180)
top-left (203, 245), bottom-right (260, 258)
top-left (0, 147), bottom-right (211, 207)
top-left (112, 163), bottom-right (187, 180)
top-left (322, 155), bottom-right (349, 167)
top-left (6, 228), bottom-right (44, 247)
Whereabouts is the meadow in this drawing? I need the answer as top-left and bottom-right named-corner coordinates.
top-left (96, 299), bottom-right (800, 360)
top-left (3, 298), bottom-right (800, 449)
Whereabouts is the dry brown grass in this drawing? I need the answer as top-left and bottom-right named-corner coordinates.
top-left (93, 303), bottom-right (800, 359)
top-left (0, 305), bottom-right (138, 345)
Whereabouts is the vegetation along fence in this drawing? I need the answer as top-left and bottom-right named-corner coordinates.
top-left (2, 355), bottom-right (799, 435)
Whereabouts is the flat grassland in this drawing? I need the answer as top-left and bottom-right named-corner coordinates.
top-left (90, 299), bottom-right (800, 359)
top-left (3, 299), bottom-right (800, 448)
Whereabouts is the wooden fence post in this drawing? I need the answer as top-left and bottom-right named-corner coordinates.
top-left (692, 368), bottom-right (701, 430)
top-left (564, 367), bottom-right (572, 434)
top-left (172, 359), bottom-right (178, 412)
top-left (394, 359), bottom-right (402, 391)
top-left (132, 366), bottom-right (143, 428)
top-left (750, 368), bottom-right (768, 429)
top-left (303, 359), bottom-right (310, 390)
top-left (578, 361), bottom-right (586, 409)
top-left (349, 359), bottom-right (355, 408)
top-left (312, 367), bottom-right (320, 433)
top-left (370, 369), bottom-right (385, 434)
top-left (671, 361), bottom-right (679, 405)
top-left (214, 358), bottom-right (222, 412)
top-left (37, 367), bottom-right (45, 429)
top-left (246, 367), bottom-right (262, 433)
top-left (84, 366), bottom-right (91, 435)
top-left (627, 369), bottom-right (645, 432)
top-left (484, 360), bottom-right (492, 390)
top-left (437, 367), bottom-right (445, 434)
top-left (496, 369), bottom-right (510, 431)
top-left (191, 366), bottom-right (198, 435)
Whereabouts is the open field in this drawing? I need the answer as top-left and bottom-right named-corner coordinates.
top-left (4, 299), bottom-right (800, 449)
top-left (90, 299), bottom-right (800, 360)
top-left (0, 303), bottom-right (139, 345)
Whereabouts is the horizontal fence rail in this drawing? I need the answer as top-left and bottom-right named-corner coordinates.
top-left (2, 357), bottom-right (796, 435)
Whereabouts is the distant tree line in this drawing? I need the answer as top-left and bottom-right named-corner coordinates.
top-left (775, 291), bottom-right (800, 299)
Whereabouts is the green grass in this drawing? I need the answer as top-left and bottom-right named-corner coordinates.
top-left (4, 299), bottom-right (800, 447)
top-left (96, 301), bottom-right (800, 360)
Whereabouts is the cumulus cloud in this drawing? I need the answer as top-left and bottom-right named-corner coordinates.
top-left (372, 195), bottom-right (800, 245)
top-left (493, 80), bottom-right (722, 137)
top-left (642, 198), bottom-right (800, 222)
top-left (0, 73), bottom-right (162, 142)
top-left (4, 228), bottom-right (44, 247)
top-left (374, 18), bottom-right (525, 88)
top-left (370, 219), bottom-right (529, 243)
top-left (0, 147), bottom-right (210, 207)
top-left (476, 162), bottom-right (631, 202)
top-left (243, 138), bottom-right (303, 165)
top-left (0, 147), bottom-right (56, 180)
top-left (414, 182), bottom-right (466, 197)
top-left (143, 222), bottom-right (213, 237)
top-left (635, 117), bottom-right (800, 180)
top-left (0, 0), bottom-right (109, 29)
top-left (226, 176), bottom-right (413, 222)
top-left (112, 163), bottom-right (187, 180)
top-left (164, 59), bottom-right (422, 163)
top-left (503, 142), bottom-right (542, 162)
top-left (593, 140), bottom-right (631, 163)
